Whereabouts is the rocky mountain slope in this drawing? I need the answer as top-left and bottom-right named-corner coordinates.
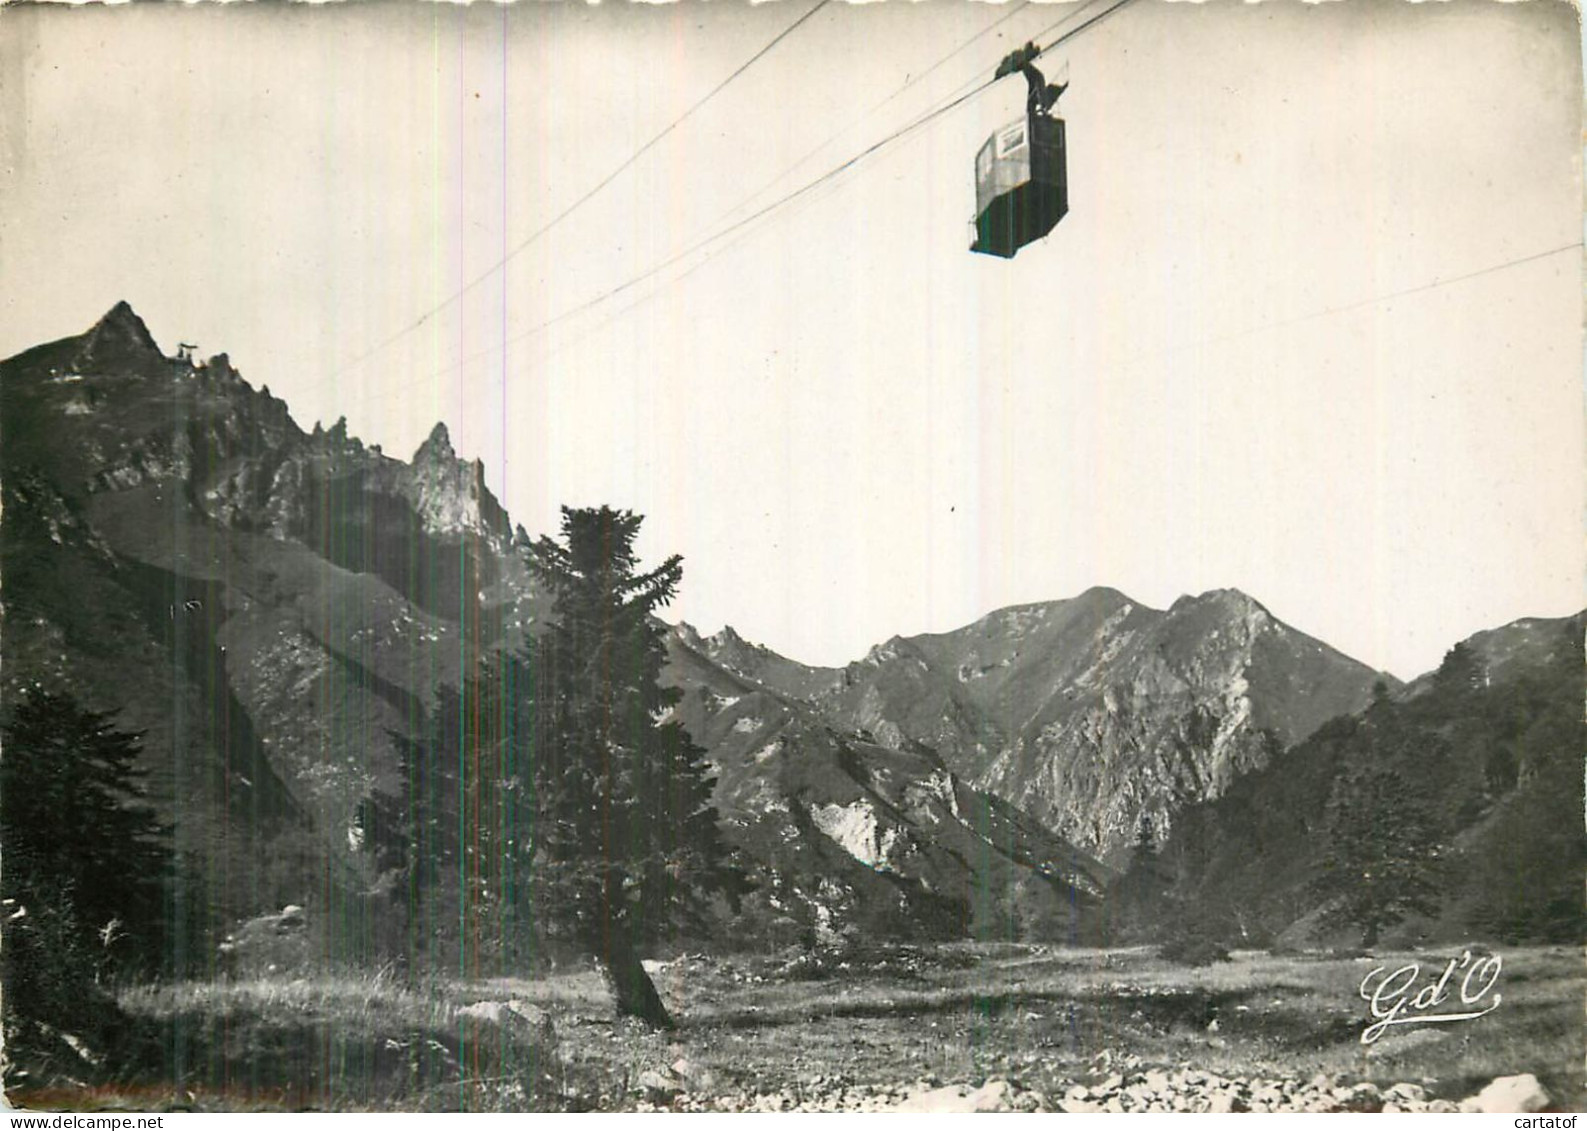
top-left (665, 631), bottom-right (1109, 944)
top-left (683, 590), bottom-right (1391, 862)
top-left (1, 304), bottom-right (545, 916)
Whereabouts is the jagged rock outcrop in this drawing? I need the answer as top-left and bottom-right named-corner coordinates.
top-left (0, 304), bottom-right (548, 921)
top-left (675, 622), bottom-right (844, 701)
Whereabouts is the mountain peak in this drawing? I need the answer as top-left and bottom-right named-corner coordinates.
top-left (413, 422), bottom-right (454, 464)
top-left (76, 301), bottom-right (163, 368)
top-left (1077, 585), bottom-right (1130, 604)
top-left (97, 300), bottom-right (152, 335)
top-left (1173, 588), bottom-right (1268, 616)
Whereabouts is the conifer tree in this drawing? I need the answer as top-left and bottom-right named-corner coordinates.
top-left (0, 688), bottom-right (171, 969)
top-left (524, 506), bottom-right (737, 1027)
top-left (1115, 813), bottom-right (1174, 937)
top-left (0, 688), bottom-right (172, 1078)
top-left (1315, 754), bottom-right (1442, 948)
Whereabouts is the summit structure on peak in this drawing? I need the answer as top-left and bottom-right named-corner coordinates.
top-left (413, 421), bottom-right (455, 464)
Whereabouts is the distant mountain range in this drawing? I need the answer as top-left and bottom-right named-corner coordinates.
top-left (677, 585), bottom-right (1392, 862)
top-left (2, 304), bottom-right (1571, 945)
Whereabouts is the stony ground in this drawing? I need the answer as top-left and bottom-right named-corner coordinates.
top-left (486, 942), bottom-right (1580, 1113)
top-left (78, 941), bottom-right (1580, 1112)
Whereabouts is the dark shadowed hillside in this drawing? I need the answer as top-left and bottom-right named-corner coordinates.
top-left (1152, 612), bottom-right (1585, 947)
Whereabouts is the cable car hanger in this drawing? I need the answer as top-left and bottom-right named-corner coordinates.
top-left (994, 41), bottom-right (1068, 119)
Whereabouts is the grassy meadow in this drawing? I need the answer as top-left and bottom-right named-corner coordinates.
top-left (8, 942), bottom-right (1578, 1112)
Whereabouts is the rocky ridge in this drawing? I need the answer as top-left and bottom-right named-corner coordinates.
top-left (679, 588), bottom-right (1391, 863)
top-left (1, 304), bottom-right (547, 913)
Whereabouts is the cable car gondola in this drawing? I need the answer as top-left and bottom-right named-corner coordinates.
top-left (970, 44), bottom-right (1068, 258)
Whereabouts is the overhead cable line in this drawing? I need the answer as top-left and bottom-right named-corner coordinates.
top-left (713, 0), bottom-right (1037, 229)
top-left (528, 1), bottom-right (1093, 357)
top-left (1195, 241), bottom-right (1584, 350)
top-left (401, 0), bottom-right (1141, 385)
top-left (332, 0), bottom-right (834, 381)
top-left (534, 3), bottom-right (1118, 366)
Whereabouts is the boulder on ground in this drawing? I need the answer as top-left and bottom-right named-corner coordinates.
top-left (638, 1068), bottom-right (683, 1103)
top-left (456, 1000), bottom-right (508, 1024)
top-left (454, 999), bottom-right (557, 1047)
top-left (1384, 1082), bottom-right (1427, 1104)
top-left (1460, 1074), bottom-right (1551, 1114)
top-left (891, 1079), bottom-right (1016, 1113)
top-left (216, 904), bottom-right (313, 976)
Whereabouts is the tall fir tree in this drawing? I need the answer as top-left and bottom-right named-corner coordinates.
top-left (1113, 813), bottom-right (1174, 939)
top-left (0, 688), bottom-right (172, 969)
top-left (359, 663), bottom-right (531, 977)
top-left (1, 688), bottom-right (173, 1082)
top-left (1314, 750), bottom-right (1443, 948)
top-left (524, 506), bottom-right (738, 1027)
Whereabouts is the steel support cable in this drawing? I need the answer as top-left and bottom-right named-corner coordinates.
top-left (714, 0), bottom-right (1043, 228)
top-left (332, 0), bottom-right (836, 381)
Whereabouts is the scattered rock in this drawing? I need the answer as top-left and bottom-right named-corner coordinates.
top-left (456, 1000), bottom-right (509, 1024)
top-left (891, 1079), bottom-right (1017, 1113)
top-left (1384, 1082), bottom-right (1427, 1104)
top-left (638, 1068), bottom-right (683, 1103)
top-left (1461, 1074), bottom-right (1551, 1114)
top-left (671, 1057), bottom-right (719, 1092)
top-left (969, 1080), bottom-right (1016, 1112)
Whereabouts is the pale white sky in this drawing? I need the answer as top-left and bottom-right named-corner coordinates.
top-left (1, 0), bottom-right (1581, 680)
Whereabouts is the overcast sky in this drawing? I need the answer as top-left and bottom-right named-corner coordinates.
top-left (2, 0), bottom-right (1580, 680)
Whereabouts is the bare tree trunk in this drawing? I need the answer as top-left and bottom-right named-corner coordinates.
top-left (595, 930), bottom-right (674, 1029)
